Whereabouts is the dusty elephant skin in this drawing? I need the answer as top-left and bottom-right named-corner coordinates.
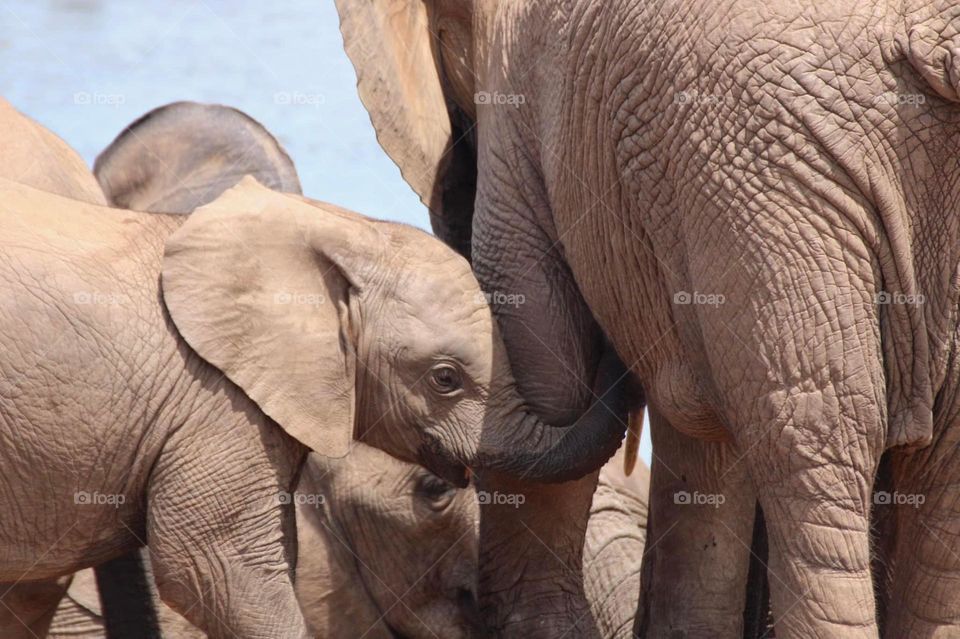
top-left (0, 133), bottom-right (626, 638)
top-left (0, 178), bottom-right (309, 638)
top-left (583, 451), bottom-right (649, 639)
top-left (295, 447), bottom-right (483, 638)
top-left (51, 449), bottom-right (649, 639)
top-left (49, 444), bottom-right (483, 638)
top-left (0, 98), bottom-right (106, 206)
top-left (336, 1), bottom-right (960, 637)
top-left (93, 101), bottom-right (302, 214)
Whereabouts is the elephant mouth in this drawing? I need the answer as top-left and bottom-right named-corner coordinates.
top-left (417, 438), bottom-right (470, 488)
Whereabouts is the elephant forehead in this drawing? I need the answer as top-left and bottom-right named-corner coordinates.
top-left (392, 250), bottom-right (488, 319)
top-left (381, 293), bottom-right (496, 385)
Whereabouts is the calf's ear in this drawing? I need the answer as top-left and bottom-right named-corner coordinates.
top-left (161, 177), bottom-right (382, 458)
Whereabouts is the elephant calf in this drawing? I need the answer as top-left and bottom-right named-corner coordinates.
top-left (0, 119), bottom-right (626, 638)
top-left (49, 443), bottom-right (482, 639)
top-left (48, 449), bottom-right (649, 638)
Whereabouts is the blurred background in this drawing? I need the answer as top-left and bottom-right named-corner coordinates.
top-left (0, 0), bottom-right (653, 464)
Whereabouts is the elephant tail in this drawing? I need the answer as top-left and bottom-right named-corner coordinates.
top-left (94, 549), bottom-right (163, 639)
top-left (623, 378), bottom-right (646, 476)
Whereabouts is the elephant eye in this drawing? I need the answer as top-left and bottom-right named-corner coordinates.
top-left (429, 363), bottom-right (463, 396)
top-left (416, 473), bottom-right (456, 510)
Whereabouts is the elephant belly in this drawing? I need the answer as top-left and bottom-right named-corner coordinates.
top-left (0, 279), bottom-right (171, 580)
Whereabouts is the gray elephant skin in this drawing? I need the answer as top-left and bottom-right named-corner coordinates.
top-left (50, 450), bottom-right (648, 638)
top-left (50, 444), bottom-right (482, 638)
top-left (335, 1), bottom-right (960, 637)
top-left (0, 102), bottom-right (626, 638)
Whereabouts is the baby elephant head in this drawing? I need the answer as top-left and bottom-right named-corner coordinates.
top-left (162, 178), bottom-right (627, 485)
top-left (296, 445), bottom-right (482, 638)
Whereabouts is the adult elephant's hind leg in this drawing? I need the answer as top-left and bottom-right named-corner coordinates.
top-left (635, 406), bottom-right (757, 638)
top-left (145, 411), bottom-right (309, 639)
top-left (690, 218), bottom-right (886, 638)
top-left (882, 378), bottom-right (960, 637)
top-left (0, 576), bottom-right (72, 638)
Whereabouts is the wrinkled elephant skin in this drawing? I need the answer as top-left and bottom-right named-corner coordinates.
top-left (336, 1), bottom-right (960, 636)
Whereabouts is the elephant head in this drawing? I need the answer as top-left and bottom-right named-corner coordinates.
top-left (161, 177), bottom-right (626, 486)
top-left (94, 101), bottom-right (302, 213)
top-left (336, 2), bottom-right (630, 635)
top-left (51, 445), bottom-right (483, 638)
top-left (0, 97), bottom-right (106, 205)
top-left (296, 444), bottom-right (483, 638)
top-left (333, 0), bottom-right (623, 434)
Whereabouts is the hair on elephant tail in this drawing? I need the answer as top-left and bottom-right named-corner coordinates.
top-left (94, 549), bottom-right (163, 639)
top-left (623, 379), bottom-right (646, 476)
top-left (742, 503), bottom-right (772, 639)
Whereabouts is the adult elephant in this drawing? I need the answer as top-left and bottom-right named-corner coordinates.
top-left (336, 1), bottom-right (960, 637)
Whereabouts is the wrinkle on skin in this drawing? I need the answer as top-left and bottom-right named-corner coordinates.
top-left (442, 0), bottom-right (960, 635)
top-left (298, 448), bottom-right (480, 638)
top-left (583, 452), bottom-right (649, 639)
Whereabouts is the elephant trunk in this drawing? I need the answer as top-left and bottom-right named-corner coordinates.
top-left (474, 346), bottom-right (629, 482)
top-left (474, 469), bottom-right (604, 639)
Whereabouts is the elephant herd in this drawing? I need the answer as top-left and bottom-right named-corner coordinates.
top-left (4, 1), bottom-right (960, 637)
top-left (0, 97), bottom-right (642, 638)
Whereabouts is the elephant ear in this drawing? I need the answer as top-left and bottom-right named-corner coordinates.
top-left (162, 177), bottom-right (381, 458)
top-left (335, 0), bottom-right (477, 258)
top-left (94, 101), bottom-right (302, 214)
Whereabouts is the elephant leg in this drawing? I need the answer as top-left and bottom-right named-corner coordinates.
top-left (882, 389), bottom-right (960, 636)
top-left (477, 469), bottom-right (601, 639)
top-left (719, 331), bottom-right (884, 639)
top-left (686, 199), bottom-right (888, 637)
top-left (145, 418), bottom-right (308, 639)
top-left (733, 383), bottom-right (883, 638)
top-left (635, 406), bottom-right (756, 638)
top-left (0, 576), bottom-right (72, 638)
